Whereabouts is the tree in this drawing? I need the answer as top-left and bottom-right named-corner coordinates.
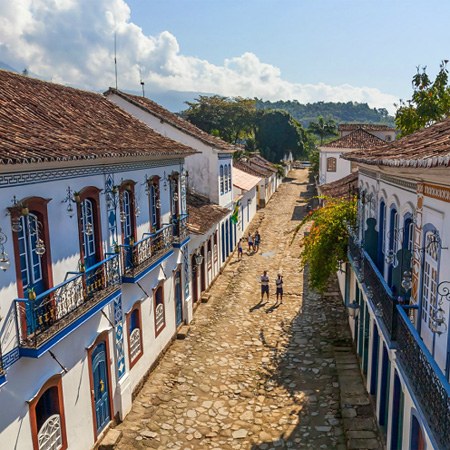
top-left (294, 196), bottom-right (357, 292)
top-left (307, 116), bottom-right (338, 145)
top-left (254, 110), bottom-right (306, 162)
top-left (395, 61), bottom-right (450, 136)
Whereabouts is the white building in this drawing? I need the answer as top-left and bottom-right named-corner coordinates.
top-left (232, 167), bottom-right (260, 241)
top-left (0, 70), bottom-right (196, 450)
top-left (319, 124), bottom-right (395, 187)
top-left (339, 118), bottom-right (450, 450)
top-left (105, 90), bottom-right (240, 304)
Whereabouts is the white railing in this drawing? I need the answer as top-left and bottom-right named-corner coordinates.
top-left (129, 328), bottom-right (141, 363)
top-left (38, 414), bottom-right (63, 450)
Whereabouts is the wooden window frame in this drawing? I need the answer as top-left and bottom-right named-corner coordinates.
top-left (119, 181), bottom-right (137, 245)
top-left (326, 157), bottom-right (337, 172)
top-left (153, 282), bottom-right (166, 337)
top-left (29, 374), bottom-right (68, 450)
top-left (10, 196), bottom-right (53, 298)
top-left (77, 187), bottom-right (103, 266)
top-left (126, 302), bottom-right (143, 369)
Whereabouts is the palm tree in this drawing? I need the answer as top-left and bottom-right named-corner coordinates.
top-left (308, 116), bottom-right (338, 145)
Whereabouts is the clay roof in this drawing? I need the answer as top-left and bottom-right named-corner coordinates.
top-left (234, 155), bottom-right (277, 178)
top-left (343, 117), bottom-right (450, 168)
top-left (0, 70), bottom-right (196, 166)
top-left (323, 128), bottom-right (385, 150)
top-left (339, 123), bottom-right (395, 132)
top-left (233, 167), bottom-right (261, 191)
top-left (320, 172), bottom-right (358, 199)
top-left (187, 192), bottom-right (229, 235)
top-left (105, 89), bottom-right (236, 153)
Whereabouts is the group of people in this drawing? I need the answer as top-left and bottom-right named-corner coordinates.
top-left (260, 271), bottom-right (284, 303)
top-left (237, 230), bottom-right (261, 260)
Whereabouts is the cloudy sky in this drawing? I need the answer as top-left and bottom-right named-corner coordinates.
top-left (1, 0), bottom-right (449, 113)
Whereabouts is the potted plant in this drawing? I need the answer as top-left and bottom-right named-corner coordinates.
top-left (21, 204), bottom-right (29, 216)
top-left (27, 287), bottom-right (36, 301)
top-left (73, 191), bottom-right (81, 203)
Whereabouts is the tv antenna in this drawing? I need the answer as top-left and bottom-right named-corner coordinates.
top-left (114, 31), bottom-right (118, 90)
top-left (139, 67), bottom-right (145, 97)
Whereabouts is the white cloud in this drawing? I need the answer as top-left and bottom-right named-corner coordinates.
top-left (0, 0), bottom-right (397, 113)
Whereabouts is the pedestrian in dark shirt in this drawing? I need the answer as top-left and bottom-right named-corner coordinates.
top-left (238, 238), bottom-right (243, 260)
top-left (276, 274), bottom-right (283, 303)
top-left (260, 270), bottom-right (269, 301)
top-left (254, 230), bottom-right (261, 252)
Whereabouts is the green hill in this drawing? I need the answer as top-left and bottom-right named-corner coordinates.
top-left (256, 99), bottom-right (395, 127)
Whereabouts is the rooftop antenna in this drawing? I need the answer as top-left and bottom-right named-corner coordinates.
top-left (139, 67), bottom-right (145, 97)
top-left (114, 31), bottom-right (118, 90)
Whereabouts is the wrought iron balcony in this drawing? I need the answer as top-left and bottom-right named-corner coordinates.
top-left (0, 343), bottom-right (4, 378)
top-left (348, 235), bottom-right (398, 339)
top-left (121, 224), bottom-right (173, 279)
top-left (396, 306), bottom-right (450, 450)
top-left (15, 254), bottom-right (120, 354)
top-left (172, 213), bottom-right (189, 245)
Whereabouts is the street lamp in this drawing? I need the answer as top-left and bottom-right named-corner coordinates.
top-left (0, 227), bottom-right (10, 272)
top-left (194, 252), bottom-right (204, 266)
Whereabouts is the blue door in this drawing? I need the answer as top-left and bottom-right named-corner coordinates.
top-left (122, 191), bottom-right (133, 269)
top-left (370, 322), bottom-right (380, 395)
top-left (221, 223), bottom-right (226, 262)
top-left (81, 199), bottom-right (98, 269)
top-left (92, 342), bottom-right (111, 435)
top-left (175, 269), bottom-right (183, 326)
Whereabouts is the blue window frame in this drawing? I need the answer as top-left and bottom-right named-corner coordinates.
top-left (149, 181), bottom-right (160, 230)
top-left (224, 165), bottom-right (228, 192)
top-left (122, 190), bottom-right (132, 244)
top-left (220, 165), bottom-right (224, 195)
top-left (228, 164), bottom-right (232, 192)
top-left (81, 199), bottom-right (97, 268)
top-left (18, 213), bottom-right (44, 294)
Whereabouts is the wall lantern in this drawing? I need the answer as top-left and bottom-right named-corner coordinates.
top-left (194, 252), bottom-right (204, 266)
top-left (0, 227), bottom-right (10, 272)
top-left (401, 270), bottom-right (412, 291)
top-left (62, 187), bottom-right (80, 219)
top-left (347, 300), bottom-right (359, 319)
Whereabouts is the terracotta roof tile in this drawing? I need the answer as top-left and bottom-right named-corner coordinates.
top-left (187, 192), bottom-right (229, 235)
top-left (323, 128), bottom-right (385, 149)
top-left (234, 155), bottom-right (276, 178)
top-left (106, 89), bottom-right (236, 153)
top-left (0, 70), bottom-right (196, 166)
top-left (339, 123), bottom-right (395, 132)
top-left (343, 117), bottom-right (450, 167)
top-left (320, 172), bottom-right (358, 198)
top-left (233, 167), bottom-right (261, 191)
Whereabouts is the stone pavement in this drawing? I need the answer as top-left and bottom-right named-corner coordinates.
top-left (110, 169), bottom-right (383, 450)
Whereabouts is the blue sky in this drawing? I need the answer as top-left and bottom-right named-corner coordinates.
top-left (1, 0), bottom-right (449, 113)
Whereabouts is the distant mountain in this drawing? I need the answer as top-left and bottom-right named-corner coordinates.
top-left (256, 99), bottom-right (395, 127)
top-left (0, 61), bottom-right (18, 72)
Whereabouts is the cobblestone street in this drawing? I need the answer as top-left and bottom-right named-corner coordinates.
top-left (113, 169), bottom-right (380, 450)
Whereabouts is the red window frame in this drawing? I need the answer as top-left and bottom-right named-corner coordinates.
top-left (76, 187), bottom-right (103, 266)
top-left (10, 196), bottom-right (54, 298)
top-left (153, 282), bottom-right (166, 337)
top-left (126, 302), bottom-right (143, 368)
top-left (29, 374), bottom-right (68, 450)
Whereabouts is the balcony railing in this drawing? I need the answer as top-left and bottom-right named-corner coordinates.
top-left (348, 235), bottom-right (398, 339)
top-left (396, 306), bottom-right (450, 450)
top-left (0, 343), bottom-right (4, 378)
top-left (15, 254), bottom-right (120, 350)
top-left (122, 225), bottom-right (173, 278)
top-left (172, 213), bottom-right (189, 244)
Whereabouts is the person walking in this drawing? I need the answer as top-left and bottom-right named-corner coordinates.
top-left (260, 270), bottom-right (269, 302)
top-left (276, 274), bottom-right (283, 303)
top-left (247, 233), bottom-right (254, 253)
top-left (254, 230), bottom-right (261, 252)
top-left (237, 238), bottom-right (243, 260)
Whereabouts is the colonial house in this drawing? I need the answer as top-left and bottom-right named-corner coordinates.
top-left (234, 155), bottom-right (280, 209)
top-left (232, 167), bottom-right (260, 242)
top-left (339, 118), bottom-right (450, 450)
top-left (104, 89), bottom-right (239, 302)
top-left (0, 70), bottom-right (196, 450)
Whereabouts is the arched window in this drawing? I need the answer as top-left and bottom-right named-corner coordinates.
top-left (169, 173), bottom-right (180, 219)
top-left (224, 165), bottom-right (229, 192)
top-left (11, 197), bottom-right (53, 298)
top-left (326, 157), bottom-right (337, 172)
top-left (127, 303), bottom-right (143, 368)
top-left (421, 230), bottom-right (439, 333)
top-left (29, 375), bottom-right (67, 450)
top-left (77, 187), bottom-right (103, 270)
top-left (220, 165), bottom-right (224, 195)
top-left (119, 182), bottom-right (136, 246)
top-left (148, 177), bottom-right (161, 231)
top-left (228, 164), bottom-right (232, 192)
top-left (154, 284), bottom-right (165, 337)
top-left (377, 200), bottom-right (386, 270)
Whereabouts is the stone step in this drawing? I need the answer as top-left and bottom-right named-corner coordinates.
top-left (176, 325), bottom-right (190, 339)
top-left (98, 429), bottom-right (122, 450)
top-left (201, 293), bottom-right (211, 303)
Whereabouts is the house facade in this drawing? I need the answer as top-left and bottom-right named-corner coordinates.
top-left (105, 90), bottom-right (239, 305)
top-left (339, 119), bottom-right (450, 450)
top-left (0, 71), bottom-right (195, 450)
